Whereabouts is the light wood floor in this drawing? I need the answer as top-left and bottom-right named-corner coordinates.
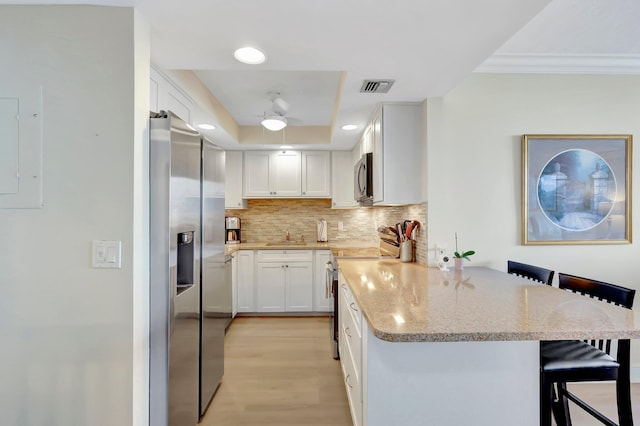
top-left (200, 317), bottom-right (640, 426)
top-left (200, 317), bottom-right (352, 426)
top-left (554, 383), bottom-right (640, 425)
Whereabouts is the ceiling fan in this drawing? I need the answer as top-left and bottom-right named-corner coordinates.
top-left (261, 92), bottom-right (290, 131)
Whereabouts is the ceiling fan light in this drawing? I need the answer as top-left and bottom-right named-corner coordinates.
top-left (261, 116), bottom-right (287, 131)
top-left (234, 47), bottom-right (266, 65)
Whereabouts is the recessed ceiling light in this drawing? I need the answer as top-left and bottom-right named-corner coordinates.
top-left (233, 47), bottom-right (266, 65)
top-left (280, 145), bottom-right (292, 149)
top-left (341, 124), bottom-right (358, 131)
top-left (197, 123), bottom-right (216, 130)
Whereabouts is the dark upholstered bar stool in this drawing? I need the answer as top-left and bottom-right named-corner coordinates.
top-left (507, 260), bottom-right (555, 285)
top-left (540, 273), bottom-right (636, 426)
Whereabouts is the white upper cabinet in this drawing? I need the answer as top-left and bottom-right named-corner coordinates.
top-left (372, 110), bottom-right (383, 203)
top-left (371, 103), bottom-right (423, 205)
top-left (243, 150), bottom-right (308, 198)
top-left (331, 151), bottom-right (357, 208)
top-left (362, 124), bottom-right (374, 155)
top-left (271, 150), bottom-right (302, 197)
top-left (243, 151), bottom-right (273, 197)
top-left (225, 151), bottom-right (247, 209)
top-left (301, 151), bottom-right (331, 198)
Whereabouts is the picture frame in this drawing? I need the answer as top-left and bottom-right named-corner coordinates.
top-left (522, 134), bottom-right (632, 245)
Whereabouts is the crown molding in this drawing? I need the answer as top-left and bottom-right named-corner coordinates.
top-left (474, 53), bottom-right (640, 75)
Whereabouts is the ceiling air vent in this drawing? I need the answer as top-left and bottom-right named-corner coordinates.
top-left (360, 79), bottom-right (395, 94)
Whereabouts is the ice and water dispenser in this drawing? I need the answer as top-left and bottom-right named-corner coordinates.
top-left (177, 231), bottom-right (194, 293)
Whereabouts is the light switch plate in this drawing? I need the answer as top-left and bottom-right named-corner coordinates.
top-left (92, 240), bottom-right (122, 268)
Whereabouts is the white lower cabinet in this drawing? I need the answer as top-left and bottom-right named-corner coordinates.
top-left (313, 250), bottom-right (332, 311)
top-left (236, 250), bottom-right (255, 312)
top-left (256, 250), bottom-right (313, 312)
top-left (256, 262), bottom-right (286, 312)
top-left (338, 273), bottom-right (363, 426)
top-left (285, 262), bottom-right (313, 311)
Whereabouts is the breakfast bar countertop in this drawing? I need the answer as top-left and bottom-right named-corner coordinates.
top-left (337, 258), bottom-right (640, 343)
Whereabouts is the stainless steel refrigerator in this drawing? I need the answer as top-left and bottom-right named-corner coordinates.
top-left (149, 111), bottom-right (229, 426)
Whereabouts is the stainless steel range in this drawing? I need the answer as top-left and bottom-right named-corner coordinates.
top-left (326, 257), bottom-right (339, 360)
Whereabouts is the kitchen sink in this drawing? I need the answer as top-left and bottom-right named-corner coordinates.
top-left (265, 241), bottom-right (307, 246)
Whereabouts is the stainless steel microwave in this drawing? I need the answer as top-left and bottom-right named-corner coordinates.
top-left (354, 152), bottom-right (373, 204)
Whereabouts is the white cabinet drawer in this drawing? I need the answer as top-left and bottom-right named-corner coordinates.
top-left (256, 250), bottom-right (313, 262)
top-left (340, 282), bottom-right (362, 332)
top-left (341, 294), bottom-right (362, 383)
top-left (338, 274), bottom-right (363, 426)
top-left (340, 325), bottom-right (362, 426)
top-left (343, 354), bottom-right (361, 426)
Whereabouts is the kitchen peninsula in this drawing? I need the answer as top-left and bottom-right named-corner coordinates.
top-left (337, 259), bottom-right (640, 426)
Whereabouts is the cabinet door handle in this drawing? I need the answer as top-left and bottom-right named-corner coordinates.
top-left (345, 326), bottom-right (352, 338)
top-left (302, 191), bottom-right (306, 195)
top-left (350, 302), bottom-right (358, 313)
top-left (341, 284), bottom-right (347, 290)
top-left (345, 374), bottom-right (353, 389)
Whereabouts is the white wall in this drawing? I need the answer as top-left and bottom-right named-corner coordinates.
top-left (0, 6), bottom-right (149, 425)
top-left (132, 10), bottom-right (151, 426)
top-left (426, 73), bottom-right (640, 366)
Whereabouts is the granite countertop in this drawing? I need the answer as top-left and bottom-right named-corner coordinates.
top-left (337, 259), bottom-right (640, 343)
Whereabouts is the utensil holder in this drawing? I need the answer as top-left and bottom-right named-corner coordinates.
top-left (400, 240), bottom-right (413, 263)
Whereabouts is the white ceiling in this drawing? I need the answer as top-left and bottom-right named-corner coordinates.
top-left (194, 70), bottom-right (341, 126)
top-left (6, 0), bottom-right (640, 150)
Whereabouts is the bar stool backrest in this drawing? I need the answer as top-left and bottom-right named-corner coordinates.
top-left (507, 260), bottom-right (554, 285)
top-left (558, 272), bottom-right (635, 354)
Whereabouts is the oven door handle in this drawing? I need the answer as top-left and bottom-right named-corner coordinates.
top-left (325, 261), bottom-right (334, 299)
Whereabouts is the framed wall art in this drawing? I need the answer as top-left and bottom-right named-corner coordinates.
top-left (522, 134), bottom-right (632, 245)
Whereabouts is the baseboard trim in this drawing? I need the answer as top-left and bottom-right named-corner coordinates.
top-left (235, 312), bottom-right (330, 317)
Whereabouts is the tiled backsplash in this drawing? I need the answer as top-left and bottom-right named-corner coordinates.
top-left (226, 199), bottom-right (427, 264)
